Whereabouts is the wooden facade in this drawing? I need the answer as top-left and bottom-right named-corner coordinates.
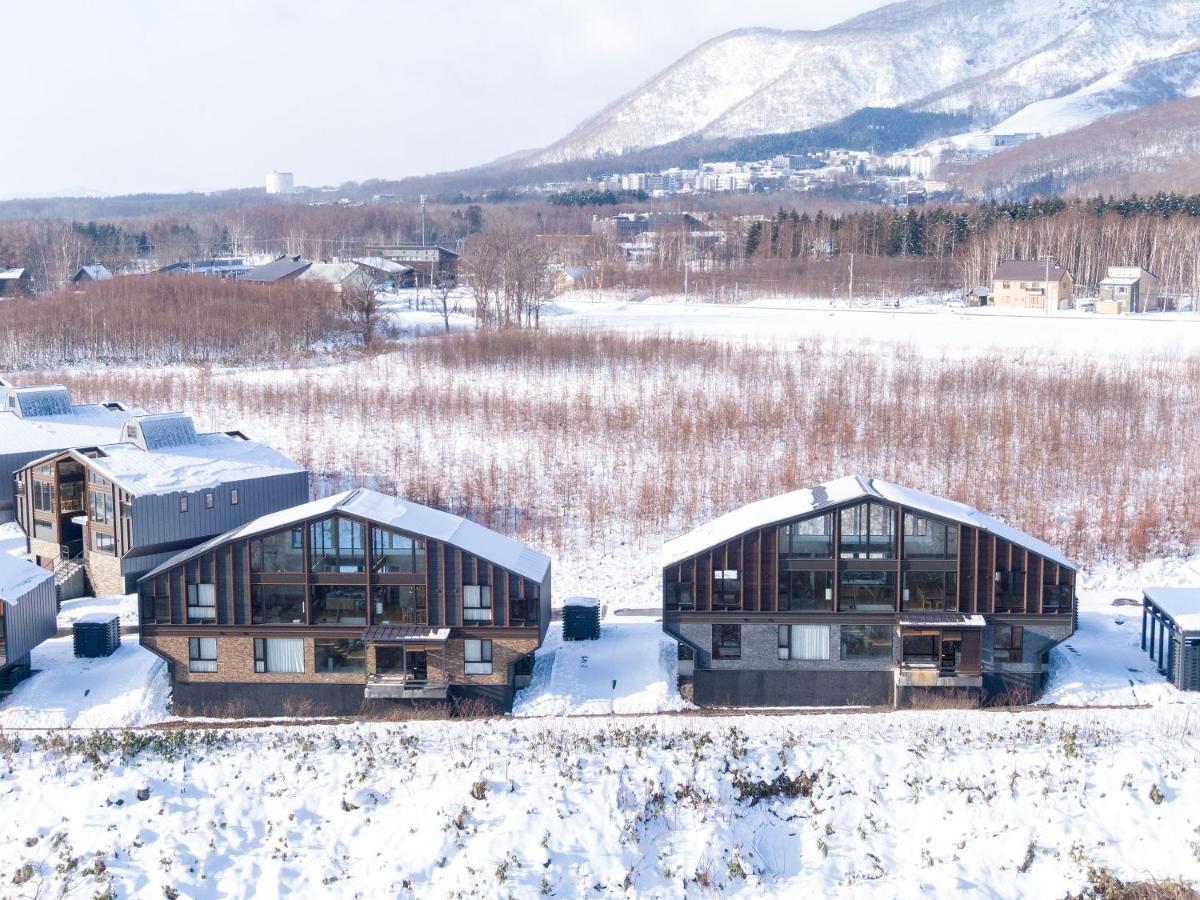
top-left (664, 484), bottom-right (1076, 707)
top-left (137, 493), bottom-right (551, 715)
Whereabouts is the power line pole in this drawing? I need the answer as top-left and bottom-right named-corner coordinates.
top-left (848, 252), bottom-right (855, 305)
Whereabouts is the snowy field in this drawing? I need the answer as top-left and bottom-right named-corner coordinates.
top-left (2, 297), bottom-right (1198, 895)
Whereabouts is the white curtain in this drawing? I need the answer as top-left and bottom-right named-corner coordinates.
top-left (790, 625), bottom-right (830, 661)
top-left (266, 638), bottom-right (304, 673)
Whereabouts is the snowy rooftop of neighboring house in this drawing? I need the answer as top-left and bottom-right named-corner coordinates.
top-left (238, 257), bottom-right (312, 283)
top-left (74, 264), bottom-right (112, 281)
top-left (993, 260), bottom-right (1070, 282)
top-left (74, 415), bottom-right (304, 497)
top-left (144, 488), bottom-right (550, 583)
top-left (0, 552), bottom-right (52, 605)
top-left (1143, 587), bottom-right (1200, 632)
top-left (1099, 276), bottom-right (1141, 287)
top-left (662, 474), bottom-right (1073, 570)
top-left (297, 262), bottom-right (360, 285)
top-left (0, 267), bottom-right (26, 280)
top-left (0, 384), bottom-right (136, 454)
top-left (352, 257), bottom-right (413, 275)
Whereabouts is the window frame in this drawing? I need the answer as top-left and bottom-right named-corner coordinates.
top-left (777, 623), bottom-right (831, 661)
top-left (711, 623), bottom-right (741, 660)
top-left (993, 624), bottom-right (1023, 662)
top-left (188, 637), bottom-right (218, 673)
top-left (464, 638), bottom-right (493, 675)
top-left (463, 584), bottom-right (493, 623)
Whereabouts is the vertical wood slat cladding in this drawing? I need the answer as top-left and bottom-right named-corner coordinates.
top-left (764, 525), bottom-right (778, 613)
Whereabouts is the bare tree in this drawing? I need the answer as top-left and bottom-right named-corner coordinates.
top-left (340, 268), bottom-right (385, 346)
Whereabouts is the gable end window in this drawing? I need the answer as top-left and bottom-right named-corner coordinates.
top-left (463, 585), bottom-right (493, 622)
top-left (205, 491), bottom-right (214, 509)
top-left (186, 583), bottom-right (217, 622)
top-left (179, 495), bottom-right (188, 513)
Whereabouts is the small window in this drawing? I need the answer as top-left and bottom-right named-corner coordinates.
top-left (188, 637), bottom-right (217, 673)
top-left (463, 585), bottom-right (493, 622)
top-left (230, 488), bottom-right (239, 506)
top-left (205, 491), bottom-right (214, 509)
top-left (179, 495), bottom-right (188, 513)
top-left (125, 424), bottom-right (138, 441)
top-left (254, 638), bottom-right (304, 673)
top-left (712, 570), bottom-right (740, 610)
top-left (186, 583), bottom-right (217, 622)
top-left (712, 624), bottom-right (741, 660)
top-left (994, 625), bottom-right (1023, 663)
top-left (464, 639), bottom-right (493, 675)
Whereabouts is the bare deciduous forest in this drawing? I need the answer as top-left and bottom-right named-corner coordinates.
top-left (25, 331), bottom-right (1199, 567)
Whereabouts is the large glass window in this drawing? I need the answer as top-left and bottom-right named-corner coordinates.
top-left (373, 585), bottom-right (427, 625)
top-left (712, 569), bottom-right (740, 610)
top-left (840, 625), bottom-right (894, 660)
top-left (464, 639), bottom-right (493, 675)
top-left (778, 513), bottom-right (834, 558)
top-left (311, 585), bottom-right (367, 625)
top-left (994, 568), bottom-right (1025, 612)
top-left (188, 637), bottom-right (217, 673)
top-left (993, 625), bottom-right (1023, 662)
top-left (250, 527), bottom-right (305, 574)
top-left (251, 584), bottom-right (307, 624)
top-left (1042, 572), bottom-right (1072, 613)
top-left (88, 490), bottom-right (114, 525)
top-left (665, 582), bottom-right (694, 611)
top-left (902, 572), bottom-right (957, 611)
top-left (91, 531), bottom-right (116, 555)
top-left (315, 639), bottom-right (366, 674)
top-left (712, 624), bottom-right (741, 660)
top-left (840, 502), bottom-right (896, 559)
top-left (902, 514), bottom-right (958, 560)
top-left (59, 481), bottom-right (84, 514)
top-left (902, 634), bottom-right (938, 665)
top-left (463, 585), bottom-right (493, 622)
top-left (778, 624), bottom-right (830, 660)
top-left (839, 570), bottom-right (897, 611)
top-left (310, 517), bottom-right (366, 573)
top-left (371, 528), bottom-right (426, 573)
top-left (254, 638), bottom-right (304, 673)
top-left (778, 570), bottom-right (834, 611)
top-left (33, 481), bottom-right (54, 513)
top-left (141, 593), bottom-right (170, 624)
top-left (186, 583), bottom-right (217, 622)
top-left (510, 586), bottom-right (540, 626)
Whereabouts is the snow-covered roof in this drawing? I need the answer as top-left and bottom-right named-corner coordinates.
top-left (79, 430), bottom-right (305, 497)
top-left (662, 474), bottom-right (1074, 570)
top-left (352, 257), bottom-right (413, 275)
top-left (11, 385), bottom-right (73, 417)
top-left (994, 260), bottom-right (1070, 282)
top-left (297, 262), bottom-right (359, 285)
top-left (74, 264), bottom-right (113, 281)
top-left (239, 257), bottom-right (312, 283)
top-left (0, 395), bottom-right (137, 455)
top-left (143, 488), bottom-right (550, 583)
top-left (1099, 276), bottom-right (1140, 287)
top-left (0, 267), bottom-right (26, 280)
top-left (1143, 587), bottom-right (1200, 632)
top-left (0, 552), bottom-right (52, 605)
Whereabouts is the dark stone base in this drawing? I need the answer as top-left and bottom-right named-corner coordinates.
top-left (693, 668), bottom-right (893, 707)
top-left (171, 680), bottom-right (514, 718)
top-left (982, 672), bottom-right (1046, 705)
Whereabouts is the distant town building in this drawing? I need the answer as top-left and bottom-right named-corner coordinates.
top-left (158, 258), bottom-right (251, 278)
top-left (361, 245), bottom-right (459, 286)
top-left (71, 264), bottom-right (113, 284)
top-left (239, 256), bottom-right (312, 284)
top-left (0, 266), bottom-right (31, 297)
top-left (1097, 266), bottom-right (1160, 315)
top-left (991, 259), bottom-right (1074, 311)
top-left (266, 170), bottom-right (295, 195)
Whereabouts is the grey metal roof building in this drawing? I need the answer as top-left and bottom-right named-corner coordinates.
top-left (1142, 587), bottom-right (1200, 691)
top-left (238, 257), bottom-right (312, 284)
top-left (0, 380), bottom-right (136, 523)
top-left (0, 552), bottom-right (58, 690)
top-left (13, 412), bottom-right (309, 595)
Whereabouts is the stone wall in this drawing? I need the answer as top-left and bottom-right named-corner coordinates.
top-left (85, 550), bottom-right (125, 598)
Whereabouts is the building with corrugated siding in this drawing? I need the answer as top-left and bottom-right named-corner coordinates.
top-left (662, 475), bottom-right (1076, 708)
top-left (1141, 588), bottom-right (1200, 692)
top-left (0, 552), bottom-right (58, 690)
top-left (136, 488), bottom-right (551, 716)
top-left (0, 380), bottom-right (137, 525)
top-left (13, 412), bottom-right (308, 596)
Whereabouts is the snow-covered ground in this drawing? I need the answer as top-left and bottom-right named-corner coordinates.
top-left (545, 294), bottom-right (1200, 356)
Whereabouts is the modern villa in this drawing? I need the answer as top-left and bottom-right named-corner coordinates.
top-left (662, 475), bottom-right (1076, 708)
top-left (13, 412), bottom-right (308, 596)
top-left (135, 488), bottom-right (551, 716)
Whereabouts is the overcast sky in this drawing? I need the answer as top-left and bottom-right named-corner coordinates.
top-left (1, 0), bottom-right (889, 199)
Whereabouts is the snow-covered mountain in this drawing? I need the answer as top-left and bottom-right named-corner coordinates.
top-left (531, 0), bottom-right (1200, 163)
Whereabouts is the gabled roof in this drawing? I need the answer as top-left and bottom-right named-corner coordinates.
top-left (239, 257), bottom-right (312, 283)
top-left (352, 257), bottom-right (413, 275)
top-left (143, 488), bottom-right (551, 583)
top-left (0, 383), bottom-right (136, 454)
top-left (662, 475), bottom-right (1073, 570)
top-left (0, 266), bottom-right (26, 280)
top-left (297, 262), bottom-right (360, 285)
top-left (993, 259), bottom-right (1070, 282)
top-left (1099, 276), bottom-right (1140, 287)
top-left (72, 264), bottom-right (113, 281)
top-left (0, 552), bottom-right (53, 605)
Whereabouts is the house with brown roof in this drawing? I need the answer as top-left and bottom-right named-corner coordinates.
top-left (991, 259), bottom-right (1073, 311)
